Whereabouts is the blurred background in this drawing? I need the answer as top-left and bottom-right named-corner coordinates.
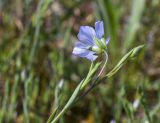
top-left (0, 0), bottom-right (160, 123)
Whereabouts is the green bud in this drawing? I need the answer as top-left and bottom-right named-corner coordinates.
top-left (92, 46), bottom-right (102, 54)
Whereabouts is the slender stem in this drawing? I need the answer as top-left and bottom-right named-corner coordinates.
top-left (23, 75), bottom-right (32, 123)
top-left (75, 51), bottom-right (108, 103)
top-left (81, 62), bottom-right (94, 89)
top-left (98, 51), bottom-right (108, 77)
top-left (88, 62), bottom-right (94, 73)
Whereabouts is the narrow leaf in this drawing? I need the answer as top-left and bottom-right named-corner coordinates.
top-left (106, 45), bottom-right (144, 78)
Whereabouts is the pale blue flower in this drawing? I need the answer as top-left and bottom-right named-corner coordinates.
top-left (72, 21), bottom-right (110, 61)
top-left (110, 120), bottom-right (116, 123)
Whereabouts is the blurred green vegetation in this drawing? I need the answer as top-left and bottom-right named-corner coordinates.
top-left (0, 0), bottom-right (160, 123)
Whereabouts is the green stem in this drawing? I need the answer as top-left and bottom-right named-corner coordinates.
top-left (97, 51), bottom-right (108, 77)
top-left (74, 51), bottom-right (108, 103)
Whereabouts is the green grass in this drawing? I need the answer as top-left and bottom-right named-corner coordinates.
top-left (0, 0), bottom-right (160, 122)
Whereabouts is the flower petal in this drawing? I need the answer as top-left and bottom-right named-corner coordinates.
top-left (95, 21), bottom-right (104, 39)
top-left (106, 37), bottom-right (110, 45)
top-left (72, 47), bottom-right (97, 61)
top-left (72, 47), bottom-right (89, 56)
top-left (75, 41), bottom-right (89, 49)
top-left (77, 26), bottom-right (96, 45)
top-left (84, 52), bottom-right (98, 61)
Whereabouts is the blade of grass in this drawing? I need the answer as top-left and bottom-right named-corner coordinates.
top-left (0, 80), bottom-right (9, 123)
top-left (124, 0), bottom-right (145, 50)
top-left (28, 0), bottom-right (53, 67)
